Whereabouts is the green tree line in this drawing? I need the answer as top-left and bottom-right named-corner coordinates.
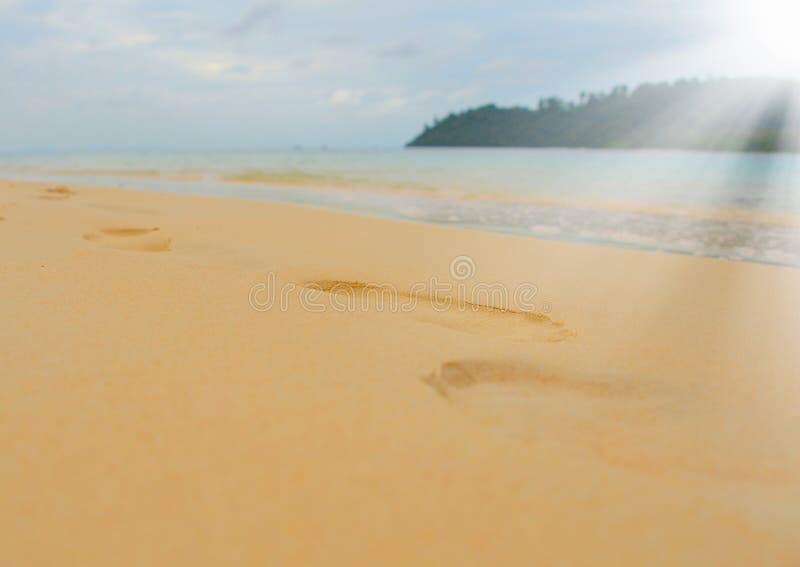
top-left (408, 78), bottom-right (799, 153)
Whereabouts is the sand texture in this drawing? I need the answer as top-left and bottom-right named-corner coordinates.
top-left (1, 179), bottom-right (799, 565)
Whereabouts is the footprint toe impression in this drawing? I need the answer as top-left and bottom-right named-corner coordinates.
top-left (83, 226), bottom-right (171, 253)
top-left (39, 186), bottom-right (77, 200)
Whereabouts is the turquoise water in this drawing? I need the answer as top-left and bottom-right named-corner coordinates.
top-left (2, 148), bottom-right (799, 266)
top-left (2, 148), bottom-right (800, 210)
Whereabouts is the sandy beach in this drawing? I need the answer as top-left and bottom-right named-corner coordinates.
top-left (1, 178), bottom-right (799, 565)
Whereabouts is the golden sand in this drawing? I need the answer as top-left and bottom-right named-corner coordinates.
top-left (1, 179), bottom-right (799, 565)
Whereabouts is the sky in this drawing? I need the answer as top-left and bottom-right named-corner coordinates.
top-left (0, 0), bottom-right (797, 150)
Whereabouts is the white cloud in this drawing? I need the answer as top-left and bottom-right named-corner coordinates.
top-left (329, 88), bottom-right (363, 105)
top-left (115, 33), bottom-right (157, 48)
top-left (42, 0), bottom-right (158, 53)
top-left (161, 49), bottom-right (286, 81)
top-left (384, 97), bottom-right (408, 109)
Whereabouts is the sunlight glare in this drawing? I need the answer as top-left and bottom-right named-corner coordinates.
top-left (725, 0), bottom-right (800, 74)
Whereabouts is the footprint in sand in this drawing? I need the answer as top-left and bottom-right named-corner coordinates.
top-left (422, 359), bottom-right (798, 483)
top-left (423, 359), bottom-right (637, 399)
top-left (39, 186), bottom-right (77, 200)
top-left (423, 359), bottom-right (682, 471)
top-left (83, 226), bottom-right (172, 253)
top-left (302, 279), bottom-right (575, 342)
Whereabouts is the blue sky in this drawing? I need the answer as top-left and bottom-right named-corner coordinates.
top-left (0, 0), bottom-right (795, 150)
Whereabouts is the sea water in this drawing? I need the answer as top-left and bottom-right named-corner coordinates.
top-left (1, 148), bottom-right (799, 266)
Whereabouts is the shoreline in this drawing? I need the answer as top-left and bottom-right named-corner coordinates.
top-left (2, 161), bottom-right (799, 226)
top-left (4, 172), bottom-right (800, 269)
top-left (2, 178), bottom-right (800, 564)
